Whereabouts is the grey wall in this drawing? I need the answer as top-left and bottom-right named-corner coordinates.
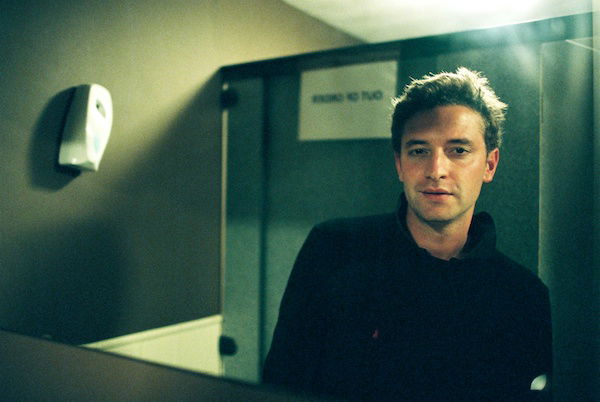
top-left (0, 0), bottom-right (360, 344)
top-left (539, 39), bottom-right (597, 401)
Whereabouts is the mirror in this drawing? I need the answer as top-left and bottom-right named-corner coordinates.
top-left (2, 0), bottom-right (596, 399)
top-left (220, 4), bottom-right (598, 400)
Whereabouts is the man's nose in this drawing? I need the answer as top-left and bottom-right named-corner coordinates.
top-left (426, 152), bottom-right (449, 180)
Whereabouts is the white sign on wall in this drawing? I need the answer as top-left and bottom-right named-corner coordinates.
top-left (298, 60), bottom-right (397, 141)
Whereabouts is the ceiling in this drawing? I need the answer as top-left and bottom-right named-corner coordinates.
top-left (282, 0), bottom-right (593, 43)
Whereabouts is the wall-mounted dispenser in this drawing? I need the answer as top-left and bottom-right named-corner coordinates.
top-left (59, 84), bottom-right (113, 171)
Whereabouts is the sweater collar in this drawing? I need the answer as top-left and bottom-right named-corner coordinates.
top-left (395, 193), bottom-right (497, 260)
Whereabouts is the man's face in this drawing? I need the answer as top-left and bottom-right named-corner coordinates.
top-left (394, 104), bottom-right (499, 227)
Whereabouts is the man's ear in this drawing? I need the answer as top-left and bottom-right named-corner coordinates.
top-left (483, 148), bottom-right (500, 183)
top-left (394, 152), bottom-right (404, 182)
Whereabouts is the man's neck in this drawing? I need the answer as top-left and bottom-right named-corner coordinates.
top-left (405, 209), bottom-right (472, 261)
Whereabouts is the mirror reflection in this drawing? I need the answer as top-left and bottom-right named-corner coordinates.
top-left (2, 0), bottom-right (596, 400)
top-left (259, 67), bottom-right (553, 401)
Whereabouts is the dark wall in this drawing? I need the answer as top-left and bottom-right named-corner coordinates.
top-left (0, 0), bottom-right (359, 344)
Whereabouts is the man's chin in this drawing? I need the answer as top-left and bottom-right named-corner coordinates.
top-left (412, 206), bottom-right (462, 226)
top-left (421, 215), bottom-right (454, 226)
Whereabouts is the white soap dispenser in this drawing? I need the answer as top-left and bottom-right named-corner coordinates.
top-left (58, 84), bottom-right (113, 171)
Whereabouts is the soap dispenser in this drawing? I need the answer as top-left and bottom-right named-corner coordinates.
top-left (58, 83), bottom-right (113, 171)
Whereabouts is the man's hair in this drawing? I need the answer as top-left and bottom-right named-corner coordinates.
top-left (390, 67), bottom-right (507, 153)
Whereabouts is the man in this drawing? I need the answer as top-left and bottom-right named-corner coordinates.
top-left (263, 68), bottom-right (552, 401)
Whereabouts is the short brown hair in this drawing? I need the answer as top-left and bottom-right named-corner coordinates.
top-left (391, 67), bottom-right (507, 153)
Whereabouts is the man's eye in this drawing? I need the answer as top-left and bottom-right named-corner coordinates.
top-left (408, 148), bottom-right (427, 156)
top-left (452, 147), bottom-right (469, 155)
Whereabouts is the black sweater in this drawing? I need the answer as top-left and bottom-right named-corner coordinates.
top-left (263, 197), bottom-right (552, 401)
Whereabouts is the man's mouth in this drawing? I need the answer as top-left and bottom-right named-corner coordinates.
top-left (421, 189), bottom-right (452, 195)
top-left (420, 189), bottom-right (453, 200)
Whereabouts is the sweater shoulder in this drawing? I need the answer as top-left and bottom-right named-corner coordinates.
top-left (307, 214), bottom-right (399, 264)
top-left (313, 213), bottom-right (396, 237)
top-left (490, 251), bottom-right (549, 294)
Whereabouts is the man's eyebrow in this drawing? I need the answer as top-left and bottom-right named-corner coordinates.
top-left (448, 138), bottom-right (473, 145)
top-left (403, 138), bottom-right (474, 147)
top-left (404, 139), bottom-right (429, 147)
